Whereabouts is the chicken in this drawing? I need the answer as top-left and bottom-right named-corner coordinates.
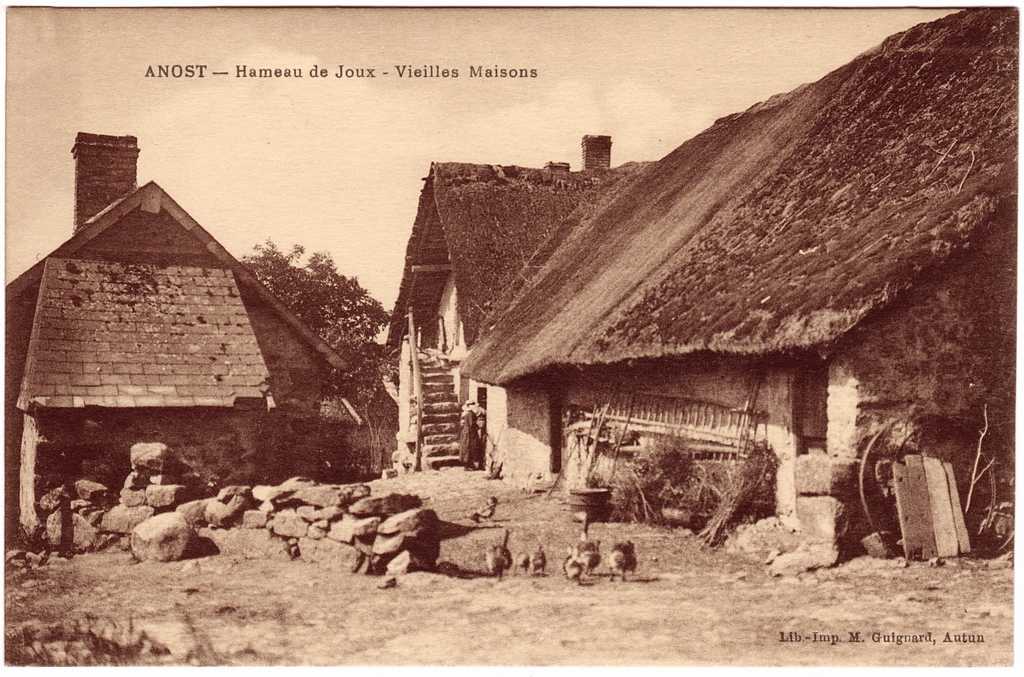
top-left (514, 553), bottom-right (531, 575)
top-left (528, 542), bottom-right (547, 576)
top-left (485, 528), bottom-right (513, 579)
top-left (608, 541), bottom-right (637, 582)
top-left (574, 536), bottom-right (601, 577)
top-left (563, 548), bottom-right (584, 585)
top-left (470, 496), bottom-right (498, 523)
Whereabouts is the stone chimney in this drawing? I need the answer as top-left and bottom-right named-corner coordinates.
top-left (72, 133), bottom-right (139, 232)
top-left (544, 161), bottom-right (571, 172)
top-left (581, 135), bottom-right (612, 171)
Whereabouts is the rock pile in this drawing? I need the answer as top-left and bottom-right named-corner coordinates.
top-left (190, 477), bottom-right (439, 574)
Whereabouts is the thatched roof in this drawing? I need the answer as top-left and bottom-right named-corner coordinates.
top-left (463, 9), bottom-right (1018, 385)
top-left (385, 160), bottom-right (649, 348)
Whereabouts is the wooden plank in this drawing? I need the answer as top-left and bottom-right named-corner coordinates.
top-left (892, 455), bottom-right (938, 560)
top-left (922, 456), bottom-right (959, 558)
top-left (943, 461), bottom-right (971, 554)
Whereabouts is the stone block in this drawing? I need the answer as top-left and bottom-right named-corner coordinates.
top-left (130, 442), bottom-right (167, 474)
top-left (131, 513), bottom-right (193, 562)
top-left (279, 477), bottom-right (318, 491)
top-left (768, 541), bottom-right (839, 576)
top-left (46, 511), bottom-right (99, 553)
top-left (307, 524), bottom-right (327, 540)
top-left (296, 505), bottom-right (319, 521)
top-left (176, 499), bottom-right (210, 527)
top-left (100, 505), bottom-right (155, 534)
top-left (297, 537), bottom-right (359, 569)
top-left (146, 484), bottom-right (188, 509)
top-left (119, 488), bottom-right (147, 508)
top-left (328, 514), bottom-right (381, 544)
top-left (293, 484), bottom-right (367, 508)
top-left (796, 453), bottom-right (856, 496)
top-left (198, 527), bottom-right (291, 561)
top-left (217, 485), bottom-right (253, 503)
top-left (123, 471), bottom-right (149, 491)
top-left (241, 510), bottom-right (269, 529)
top-left (796, 496), bottom-right (846, 544)
top-left (252, 484), bottom-right (293, 504)
top-left (204, 494), bottom-right (249, 529)
top-left (74, 479), bottom-right (109, 502)
top-left (269, 508), bottom-right (309, 538)
top-left (377, 508), bottom-right (439, 537)
top-left (349, 493), bottom-right (422, 517)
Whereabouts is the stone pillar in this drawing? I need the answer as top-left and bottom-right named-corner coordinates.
top-left (826, 361), bottom-right (860, 461)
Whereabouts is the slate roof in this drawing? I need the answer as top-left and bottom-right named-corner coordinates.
top-left (462, 8), bottom-right (1017, 385)
top-left (18, 258), bottom-right (270, 409)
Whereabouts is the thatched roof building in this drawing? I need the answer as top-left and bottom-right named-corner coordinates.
top-left (386, 160), bottom-right (649, 350)
top-left (462, 9), bottom-right (1017, 386)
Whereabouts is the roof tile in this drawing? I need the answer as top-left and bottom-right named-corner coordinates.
top-left (19, 258), bottom-right (272, 409)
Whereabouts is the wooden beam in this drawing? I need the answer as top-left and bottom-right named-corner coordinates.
top-left (411, 264), bottom-right (451, 274)
top-left (20, 412), bottom-right (41, 534)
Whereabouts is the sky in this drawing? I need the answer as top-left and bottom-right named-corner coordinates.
top-left (6, 7), bottom-right (957, 315)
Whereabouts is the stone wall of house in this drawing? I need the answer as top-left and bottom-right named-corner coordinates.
top-left (494, 358), bottom-right (802, 519)
top-left (828, 216), bottom-right (1014, 533)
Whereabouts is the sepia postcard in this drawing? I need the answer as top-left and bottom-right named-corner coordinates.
top-left (4, 5), bottom-right (1016, 667)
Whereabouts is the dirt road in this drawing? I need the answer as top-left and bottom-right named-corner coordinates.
top-left (5, 469), bottom-right (1013, 666)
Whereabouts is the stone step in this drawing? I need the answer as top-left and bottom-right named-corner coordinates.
top-left (423, 390), bottom-right (458, 405)
top-left (422, 443), bottom-right (460, 457)
top-left (425, 455), bottom-right (464, 470)
top-left (424, 433), bottom-right (459, 446)
top-left (421, 422), bottom-right (459, 436)
top-left (422, 381), bottom-right (455, 394)
top-left (423, 402), bottom-right (460, 416)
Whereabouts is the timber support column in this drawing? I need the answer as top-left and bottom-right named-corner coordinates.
top-left (19, 411), bottom-right (41, 534)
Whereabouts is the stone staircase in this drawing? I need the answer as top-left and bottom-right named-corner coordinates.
top-left (414, 353), bottom-right (462, 469)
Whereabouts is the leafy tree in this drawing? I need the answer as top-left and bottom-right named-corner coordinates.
top-left (241, 240), bottom-right (392, 408)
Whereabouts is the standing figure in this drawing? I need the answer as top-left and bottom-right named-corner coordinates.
top-left (459, 401), bottom-right (478, 469)
top-left (472, 404), bottom-right (487, 471)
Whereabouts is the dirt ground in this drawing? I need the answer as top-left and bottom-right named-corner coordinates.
top-left (4, 468), bottom-right (1014, 666)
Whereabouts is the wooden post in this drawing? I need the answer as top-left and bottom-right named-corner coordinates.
top-left (19, 412), bottom-right (41, 534)
top-left (408, 309), bottom-right (424, 472)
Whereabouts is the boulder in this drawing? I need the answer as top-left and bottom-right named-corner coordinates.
top-left (70, 499), bottom-right (92, 512)
top-left (372, 531), bottom-right (407, 557)
top-left (130, 513), bottom-right (193, 562)
top-left (252, 484), bottom-right (293, 504)
top-left (386, 550), bottom-right (413, 576)
top-left (279, 477), bottom-right (318, 491)
top-left (145, 484), bottom-right (188, 510)
top-left (74, 479), bottom-right (109, 502)
top-left (198, 527), bottom-right (291, 561)
top-left (204, 494), bottom-right (249, 529)
top-left (295, 505), bottom-right (319, 521)
top-left (768, 542), bottom-right (839, 577)
top-left (123, 471), bottom-right (149, 491)
top-left (293, 484), bottom-right (367, 508)
top-left (328, 514), bottom-right (381, 544)
top-left (100, 505), bottom-right (155, 534)
top-left (307, 524), bottom-right (328, 540)
top-left (242, 510), bottom-right (269, 529)
top-left (46, 511), bottom-right (99, 553)
top-left (377, 508), bottom-right (439, 537)
top-left (176, 499), bottom-right (210, 527)
top-left (297, 537), bottom-right (359, 569)
top-left (130, 442), bottom-right (168, 474)
top-left (269, 508), bottom-right (309, 538)
top-left (348, 493), bottom-right (422, 517)
top-left (120, 488), bottom-right (147, 507)
top-left (38, 487), bottom-right (69, 512)
top-left (82, 509), bottom-right (107, 528)
top-left (217, 485), bottom-right (253, 503)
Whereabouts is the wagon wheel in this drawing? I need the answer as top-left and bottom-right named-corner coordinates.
top-left (858, 421), bottom-right (904, 548)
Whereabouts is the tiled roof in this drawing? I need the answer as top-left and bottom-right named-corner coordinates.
top-left (18, 258), bottom-right (271, 409)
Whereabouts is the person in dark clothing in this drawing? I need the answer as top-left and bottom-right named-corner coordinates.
top-left (460, 401), bottom-right (486, 470)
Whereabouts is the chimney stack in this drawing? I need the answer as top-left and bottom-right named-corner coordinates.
top-left (581, 135), bottom-right (612, 171)
top-left (72, 133), bottom-right (139, 232)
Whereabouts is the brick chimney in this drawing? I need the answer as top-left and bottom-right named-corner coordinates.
top-left (72, 133), bottom-right (139, 232)
top-left (581, 135), bottom-right (612, 171)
